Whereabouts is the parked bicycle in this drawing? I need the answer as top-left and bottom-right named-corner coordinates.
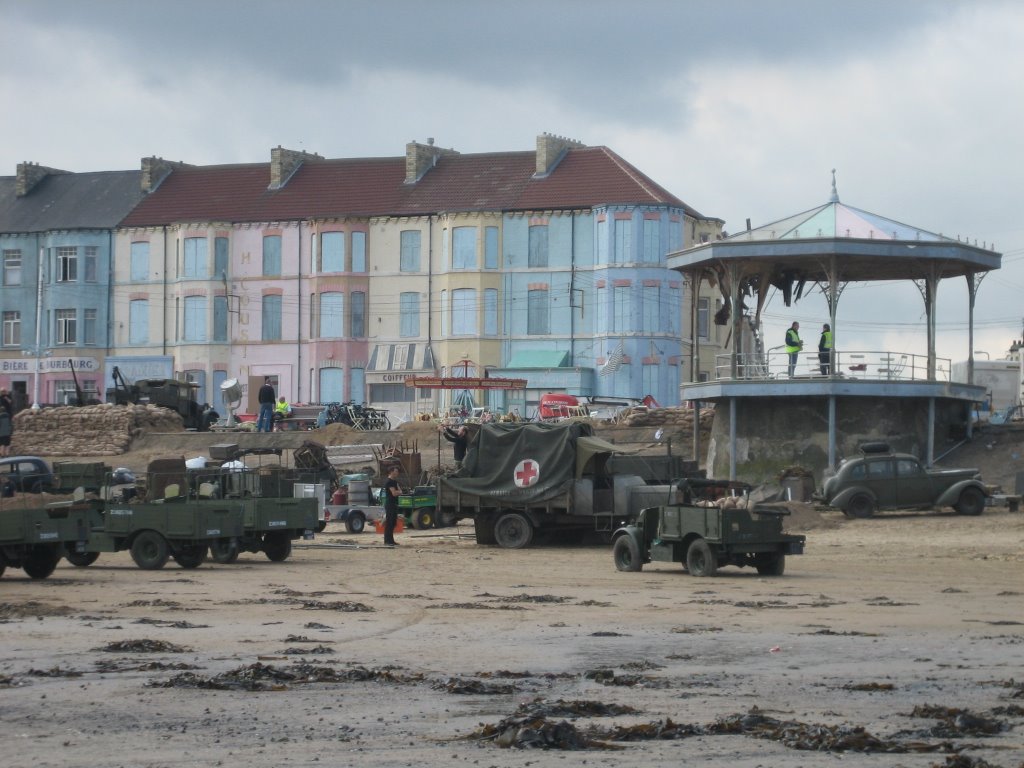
top-left (319, 401), bottom-right (391, 431)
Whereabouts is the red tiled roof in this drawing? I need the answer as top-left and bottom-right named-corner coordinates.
top-left (120, 146), bottom-right (706, 228)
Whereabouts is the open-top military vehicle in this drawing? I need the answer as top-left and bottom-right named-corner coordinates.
top-left (611, 478), bottom-right (806, 576)
top-left (106, 366), bottom-right (215, 431)
top-left (1, 491), bottom-right (93, 579)
top-left (61, 458), bottom-right (246, 570)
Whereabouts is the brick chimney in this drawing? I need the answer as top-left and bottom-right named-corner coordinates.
top-left (535, 133), bottom-right (585, 177)
top-left (404, 138), bottom-right (459, 184)
top-left (141, 157), bottom-right (190, 193)
top-left (16, 162), bottom-right (69, 197)
top-left (269, 146), bottom-right (323, 190)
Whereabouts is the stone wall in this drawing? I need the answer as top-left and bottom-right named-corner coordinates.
top-left (11, 404), bottom-right (185, 456)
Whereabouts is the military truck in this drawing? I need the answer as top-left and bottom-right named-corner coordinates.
top-left (1, 493), bottom-right (93, 579)
top-left (61, 459), bottom-right (246, 570)
top-left (610, 479), bottom-right (806, 576)
top-left (436, 421), bottom-right (687, 548)
top-left (106, 366), bottom-right (215, 431)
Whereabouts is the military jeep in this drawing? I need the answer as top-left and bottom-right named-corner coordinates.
top-left (611, 479), bottom-right (806, 577)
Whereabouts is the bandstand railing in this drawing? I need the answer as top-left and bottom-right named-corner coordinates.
top-left (714, 349), bottom-right (951, 383)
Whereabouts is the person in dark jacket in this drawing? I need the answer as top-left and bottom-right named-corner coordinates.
top-left (441, 424), bottom-right (469, 468)
top-left (256, 377), bottom-right (276, 432)
top-left (382, 465), bottom-right (403, 547)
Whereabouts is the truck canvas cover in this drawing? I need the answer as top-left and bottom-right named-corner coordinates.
top-left (446, 422), bottom-right (626, 504)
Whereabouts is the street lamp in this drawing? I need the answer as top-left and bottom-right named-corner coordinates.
top-left (974, 350), bottom-right (990, 360)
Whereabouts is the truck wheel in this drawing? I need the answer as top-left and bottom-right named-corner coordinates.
top-left (316, 520), bottom-right (327, 533)
top-left (174, 545), bottom-right (208, 569)
top-left (65, 545), bottom-right (99, 567)
top-left (954, 487), bottom-right (985, 516)
top-left (412, 507), bottom-right (435, 530)
top-left (474, 514), bottom-right (497, 545)
top-left (263, 532), bottom-right (292, 562)
top-left (345, 512), bottom-right (366, 533)
top-left (130, 531), bottom-right (170, 570)
top-left (23, 545), bottom-right (61, 579)
top-left (755, 552), bottom-right (786, 576)
top-left (686, 538), bottom-right (717, 577)
top-left (494, 512), bottom-right (533, 549)
top-left (613, 536), bottom-right (643, 572)
top-left (844, 493), bottom-right (875, 519)
top-left (210, 538), bottom-right (240, 564)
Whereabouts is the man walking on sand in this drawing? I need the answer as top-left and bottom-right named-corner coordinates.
top-left (383, 465), bottom-right (403, 547)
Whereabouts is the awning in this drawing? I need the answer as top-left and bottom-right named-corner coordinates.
top-left (366, 344), bottom-right (435, 382)
top-left (505, 350), bottom-right (570, 368)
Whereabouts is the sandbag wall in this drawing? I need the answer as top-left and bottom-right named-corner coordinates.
top-left (11, 404), bottom-right (184, 456)
top-left (615, 406), bottom-right (715, 431)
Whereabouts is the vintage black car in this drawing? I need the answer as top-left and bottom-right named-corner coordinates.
top-left (0, 456), bottom-right (55, 494)
top-left (818, 443), bottom-right (988, 518)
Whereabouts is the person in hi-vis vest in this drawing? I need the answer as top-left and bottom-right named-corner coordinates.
top-left (818, 323), bottom-right (833, 375)
top-left (785, 322), bottom-right (803, 377)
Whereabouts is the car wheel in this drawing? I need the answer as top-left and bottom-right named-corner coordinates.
top-left (845, 493), bottom-right (876, 519)
top-left (613, 536), bottom-right (643, 572)
top-left (755, 552), bottom-right (786, 576)
top-left (345, 512), bottom-right (366, 534)
top-left (130, 530), bottom-right (170, 570)
top-left (210, 538), bottom-right (240, 564)
top-left (174, 545), bottom-right (208, 569)
top-left (23, 545), bottom-right (61, 579)
top-left (494, 512), bottom-right (533, 549)
top-left (954, 487), bottom-right (985, 516)
top-left (686, 538), bottom-right (717, 577)
top-left (263, 532), bottom-right (292, 562)
top-left (65, 546), bottom-right (99, 567)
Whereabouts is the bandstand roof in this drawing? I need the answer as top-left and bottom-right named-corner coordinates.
top-left (667, 188), bottom-right (1001, 283)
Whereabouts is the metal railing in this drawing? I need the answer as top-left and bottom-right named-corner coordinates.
top-left (713, 349), bottom-right (951, 382)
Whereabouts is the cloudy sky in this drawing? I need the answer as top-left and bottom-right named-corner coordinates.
top-left (2, 0), bottom-right (1022, 365)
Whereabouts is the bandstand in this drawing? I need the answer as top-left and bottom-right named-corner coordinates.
top-left (667, 176), bottom-right (1001, 482)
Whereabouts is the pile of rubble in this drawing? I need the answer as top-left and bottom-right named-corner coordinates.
top-left (12, 404), bottom-right (184, 456)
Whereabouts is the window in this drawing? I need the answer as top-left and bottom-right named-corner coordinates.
top-left (527, 289), bottom-right (549, 335)
top-left (350, 291), bottom-right (366, 338)
top-left (322, 232), bottom-right (344, 272)
top-left (2, 310), bottom-right (20, 346)
top-left (130, 242), bottom-right (149, 281)
top-left (183, 369), bottom-right (206, 407)
top-left (399, 292), bottom-right (420, 338)
top-left (263, 235), bottom-right (282, 277)
top-left (129, 300), bottom-right (149, 344)
top-left (596, 220), bottom-right (608, 263)
top-left (451, 288), bottom-right (476, 335)
top-left (4, 249), bottom-right (22, 285)
top-left (351, 232), bottom-right (366, 272)
top-left (400, 230), bottom-right (420, 272)
top-left (614, 219), bottom-right (632, 263)
top-left (595, 285), bottom-right (606, 329)
top-left (320, 292), bottom-right (344, 338)
top-left (528, 225), bottom-right (548, 267)
top-left (453, 227), bottom-right (476, 269)
top-left (697, 297), bottom-right (710, 341)
top-left (643, 218), bottom-right (660, 262)
top-left (642, 284), bottom-right (660, 332)
top-left (56, 309), bottom-right (76, 344)
top-left (214, 237), bottom-right (229, 277)
top-left (184, 296), bottom-right (207, 341)
top-left (349, 367), bottom-right (365, 405)
top-left (262, 294), bottom-right (282, 340)
top-left (83, 308), bottom-right (97, 344)
top-left (613, 285), bottom-right (630, 331)
top-left (642, 363), bottom-right (659, 401)
top-left (667, 286), bottom-right (680, 334)
top-left (670, 218), bottom-right (683, 251)
top-left (485, 227), bottom-right (498, 269)
top-left (213, 295), bottom-right (227, 342)
top-left (484, 288), bottom-right (497, 335)
top-left (183, 237), bottom-right (207, 278)
top-left (866, 460), bottom-right (893, 478)
top-left (440, 290), bottom-right (448, 337)
top-left (84, 246), bottom-right (98, 282)
top-left (57, 247), bottom-right (77, 282)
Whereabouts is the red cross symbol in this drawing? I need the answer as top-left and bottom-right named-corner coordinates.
top-left (514, 459), bottom-right (540, 488)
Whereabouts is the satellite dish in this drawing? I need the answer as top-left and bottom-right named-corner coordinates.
top-left (220, 378), bottom-right (243, 427)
